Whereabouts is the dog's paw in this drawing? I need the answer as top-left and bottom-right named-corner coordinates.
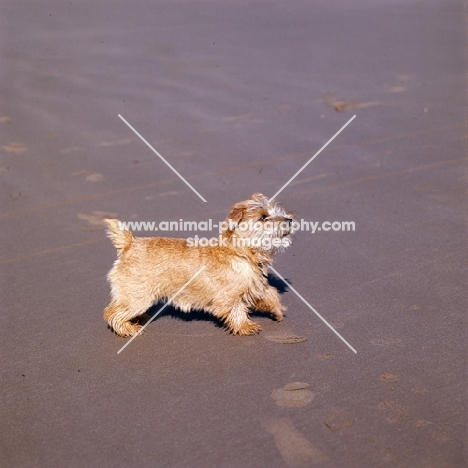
top-left (113, 321), bottom-right (143, 338)
top-left (234, 320), bottom-right (262, 336)
top-left (272, 310), bottom-right (284, 322)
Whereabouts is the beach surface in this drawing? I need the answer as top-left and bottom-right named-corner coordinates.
top-left (1, 1), bottom-right (466, 466)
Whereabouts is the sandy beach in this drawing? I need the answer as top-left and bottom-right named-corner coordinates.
top-left (1, 1), bottom-right (466, 466)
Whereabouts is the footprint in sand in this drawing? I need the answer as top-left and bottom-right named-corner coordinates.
top-left (264, 324), bottom-right (307, 344)
top-left (380, 373), bottom-right (399, 382)
top-left (263, 418), bottom-right (325, 467)
top-left (265, 334), bottom-right (307, 344)
top-left (271, 382), bottom-right (315, 407)
top-left (72, 170), bottom-right (104, 182)
top-left (323, 92), bottom-right (381, 113)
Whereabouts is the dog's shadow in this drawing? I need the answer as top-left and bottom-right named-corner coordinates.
top-left (266, 273), bottom-right (289, 295)
top-left (140, 304), bottom-right (225, 329)
top-left (137, 273), bottom-right (291, 328)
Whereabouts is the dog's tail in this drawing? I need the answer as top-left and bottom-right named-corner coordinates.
top-left (104, 219), bottom-right (133, 256)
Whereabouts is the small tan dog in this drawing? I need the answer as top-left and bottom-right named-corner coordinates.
top-left (104, 193), bottom-right (294, 337)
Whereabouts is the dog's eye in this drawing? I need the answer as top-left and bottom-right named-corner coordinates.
top-left (260, 214), bottom-right (268, 221)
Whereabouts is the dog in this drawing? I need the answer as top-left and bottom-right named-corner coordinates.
top-left (104, 193), bottom-right (294, 337)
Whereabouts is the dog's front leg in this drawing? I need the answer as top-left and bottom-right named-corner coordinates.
top-left (253, 286), bottom-right (285, 322)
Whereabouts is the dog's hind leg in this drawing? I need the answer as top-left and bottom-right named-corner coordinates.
top-left (104, 300), bottom-right (147, 337)
top-left (215, 301), bottom-right (261, 336)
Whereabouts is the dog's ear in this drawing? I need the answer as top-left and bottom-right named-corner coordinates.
top-left (249, 193), bottom-right (268, 204)
top-left (226, 201), bottom-right (246, 226)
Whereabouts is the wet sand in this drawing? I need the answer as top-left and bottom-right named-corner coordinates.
top-left (1, 1), bottom-right (466, 466)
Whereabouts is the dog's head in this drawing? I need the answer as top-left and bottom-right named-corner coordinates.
top-left (222, 193), bottom-right (294, 254)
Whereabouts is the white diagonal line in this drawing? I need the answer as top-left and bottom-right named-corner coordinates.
top-left (118, 114), bottom-right (207, 202)
top-left (269, 266), bottom-right (357, 354)
top-left (269, 114), bottom-right (356, 201)
top-left (117, 265), bottom-right (206, 354)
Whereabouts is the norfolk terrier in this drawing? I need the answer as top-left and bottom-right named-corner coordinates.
top-left (104, 193), bottom-right (294, 337)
